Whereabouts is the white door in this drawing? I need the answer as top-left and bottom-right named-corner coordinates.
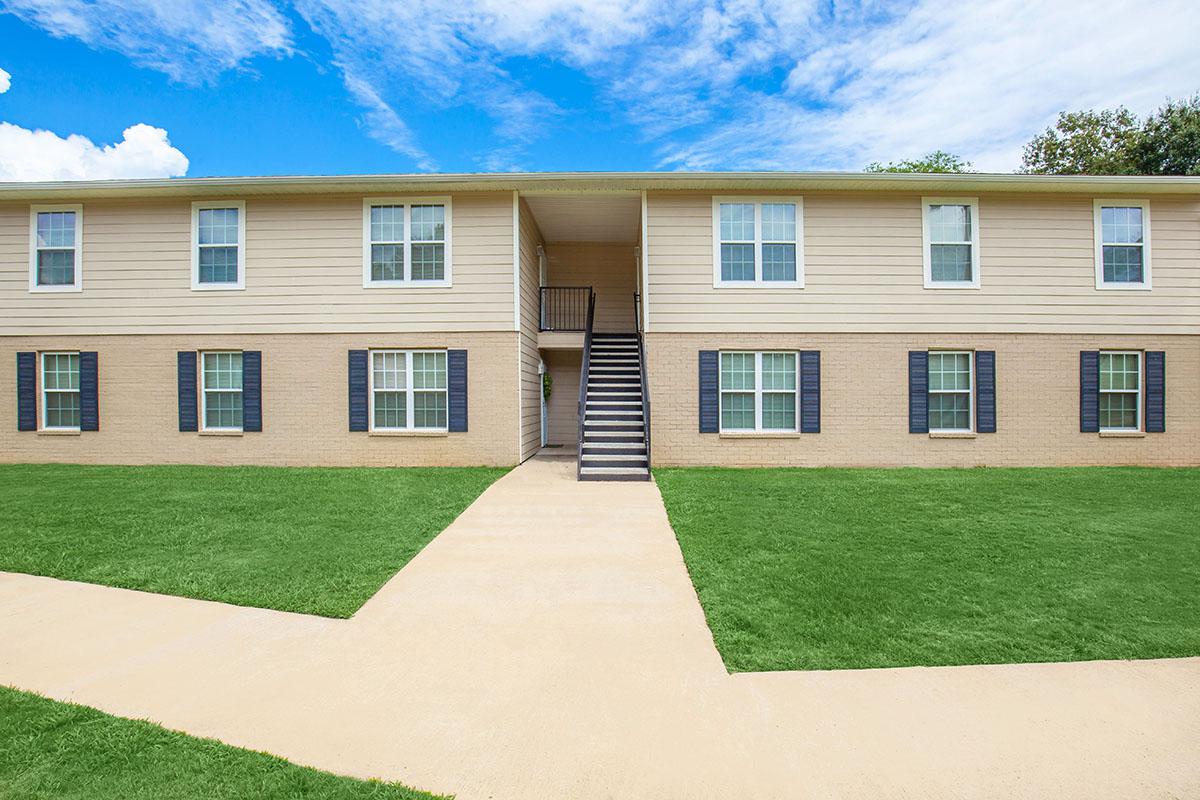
top-left (538, 360), bottom-right (548, 447)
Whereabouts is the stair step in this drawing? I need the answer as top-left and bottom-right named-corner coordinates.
top-left (582, 446), bottom-right (647, 456)
top-left (583, 434), bottom-right (644, 443)
top-left (580, 458), bottom-right (648, 469)
top-left (579, 468), bottom-right (650, 482)
top-left (586, 387), bottom-right (641, 394)
top-left (583, 423), bottom-right (645, 432)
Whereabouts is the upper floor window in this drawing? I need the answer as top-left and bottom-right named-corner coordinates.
top-left (1094, 200), bottom-right (1151, 289)
top-left (712, 197), bottom-right (803, 287)
top-left (41, 352), bottom-right (81, 430)
top-left (362, 198), bottom-right (452, 287)
top-left (922, 198), bottom-right (980, 289)
top-left (201, 351), bottom-right (243, 431)
top-left (927, 350), bottom-right (973, 432)
top-left (370, 349), bottom-right (448, 430)
top-left (1099, 351), bottom-right (1141, 431)
top-left (192, 202), bottom-right (246, 290)
top-left (29, 205), bottom-right (83, 292)
top-left (719, 351), bottom-right (798, 432)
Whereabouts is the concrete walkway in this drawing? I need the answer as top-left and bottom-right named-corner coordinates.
top-left (1, 453), bottom-right (1197, 799)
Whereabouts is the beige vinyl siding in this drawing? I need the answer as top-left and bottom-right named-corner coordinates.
top-left (0, 192), bottom-right (515, 335)
top-left (647, 192), bottom-right (1200, 334)
top-left (545, 243), bottom-right (638, 332)
top-left (517, 197), bottom-right (544, 460)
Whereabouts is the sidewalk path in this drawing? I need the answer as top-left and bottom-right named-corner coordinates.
top-left (2, 454), bottom-right (1197, 798)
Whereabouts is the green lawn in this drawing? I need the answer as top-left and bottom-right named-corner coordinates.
top-left (0, 464), bottom-right (506, 617)
top-left (0, 686), bottom-right (445, 799)
top-left (654, 467), bottom-right (1200, 672)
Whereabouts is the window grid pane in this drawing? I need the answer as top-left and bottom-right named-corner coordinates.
top-left (410, 205), bottom-right (445, 242)
top-left (371, 243), bottom-right (404, 281)
top-left (198, 208), bottom-right (239, 245)
top-left (198, 246), bottom-right (239, 283)
top-left (36, 249), bottom-right (76, 286)
top-left (36, 211), bottom-right (76, 248)
top-left (760, 203), bottom-right (796, 241)
top-left (374, 391), bottom-right (407, 429)
top-left (1101, 207), bottom-right (1143, 244)
top-left (370, 205), bottom-right (404, 243)
top-left (719, 203), bottom-right (755, 242)
top-left (1099, 393), bottom-right (1138, 429)
top-left (410, 243), bottom-right (445, 281)
top-left (761, 243), bottom-right (796, 281)
top-left (761, 392), bottom-right (795, 430)
top-left (929, 204), bottom-right (971, 243)
top-left (413, 391), bottom-right (447, 429)
top-left (721, 392), bottom-right (754, 430)
top-left (930, 244), bottom-right (972, 282)
top-left (45, 391), bottom-right (81, 429)
top-left (928, 393), bottom-right (970, 431)
top-left (720, 243), bottom-right (755, 281)
top-left (1102, 245), bottom-right (1143, 283)
top-left (720, 353), bottom-right (755, 391)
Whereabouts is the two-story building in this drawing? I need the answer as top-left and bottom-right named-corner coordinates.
top-left (2, 172), bottom-right (1197, 479)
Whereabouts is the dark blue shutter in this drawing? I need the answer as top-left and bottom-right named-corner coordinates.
top-left (975, 350), bottom-right (996, 433)
top-left (1145, 351), bottom-right (1165, 433)
top-left (448, 349), bottom-right (468, 432)
top-left (80, 351), bottom-right (99, 431)
top-left (1079, 351), bottom-right (1099, 433)
top-left (908, 351), bottom-right (929, 434)
top-left (698, 350), bottom-right (719, 433)
top-left (17, 352), bottom-right (36, 431)
top-left (177, 351), bottom-right (198, 432)
top-left (348, 350), bottom-right (368, 432)
top-left (799, 350), bottom-right (821, 433)
top-left (242, 350), bottom-right (262, 432)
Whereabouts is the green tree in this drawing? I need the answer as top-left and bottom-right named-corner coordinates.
top-left (1020, 108), bottom-right (1140, 174)
top-left (1128, 95), bottom-right (1200, 175)
top-left (863, 150), bottom-right (974, 173)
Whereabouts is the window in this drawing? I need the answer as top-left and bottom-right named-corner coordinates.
top-left (922, 198), bottom-right (980, 288)
top-left (192, 201), bottom-right (246, 290)
top-left (712, 197), bottom-right (803, 287)
top-left (362, 198), bottom-right (452, 287)
top-left (928, 351), bottom-right (973, 432)
top-left (41, 352), bottom-right (80, 430)
top-left (1094, 200), bottom-right (1151, 289)
top-left (1099, 351), bottom-right (1141, 431)
top-left (370, 350), bottom-right (448, 430)
top-left (29, 205), bottom-right (83, 292)
top-left (201, 351), bottom-right (243, 430)
top-left (719, 351), bottom-right (798, 432)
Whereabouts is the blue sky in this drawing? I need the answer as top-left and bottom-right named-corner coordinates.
top-left (0, 0), bottom-right (1197, 180)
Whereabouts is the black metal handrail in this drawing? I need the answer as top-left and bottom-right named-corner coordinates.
top-left (540, 286), bottom-right (592, 332)
top-left (634, 291), bottom-right (651, 469)
top-left (576, 291), bottom-right (596, 480)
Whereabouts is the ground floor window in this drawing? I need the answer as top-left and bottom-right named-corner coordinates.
top-left (928, 351), bottom-right (973, 432)
top-left (370, 350), bottom-right (448, 431)
top-left (41, 351), bottom-right (80, 430)
top-left (719, 351), bottom-right (797, 432)
top-left (201, 351), bottom-right (243, 431)
top-left (1099, 351), bottom-right (1141, 431)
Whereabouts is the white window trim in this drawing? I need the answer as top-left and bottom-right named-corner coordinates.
top-left (362, 197), bottom-right (453, 288)
top-left (1093, 199), bottom-right (1152, 290)
top-left (199, 350), bottom-right (244, 432)
top-left (29, 204), bottom-right (84, 293)
top-left (718, 350), bottom-right (800, 433)
top-left (928, 349), bottom-right (974, 433)
top-left (191, 201), bottom-right (247, 291)
top-left (40, 351), bottom-right (81, 431)
top-left (368, 349), bottom-right (449, 432)
top-left (1099, 350), bottom-right (1143, 432)
top-left (922, 197), bottom-right (981, 290)
top-left (711, 196), bottom-right (804, 288)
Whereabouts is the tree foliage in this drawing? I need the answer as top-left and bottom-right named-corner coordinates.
top-left (863, 150), bottom-right (974, 173)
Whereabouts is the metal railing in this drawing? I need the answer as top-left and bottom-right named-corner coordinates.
top-left (576, 290), bottom-right (597, 480)
top-left (634, 291), bottom-right (651, 469)
top-left (540, 286), bottom-right (592, 332)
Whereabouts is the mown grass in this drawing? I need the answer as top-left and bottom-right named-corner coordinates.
top-left (0, 464), bottom-right (506, 617)
top-left (0, 686), bottom-right (446, 799)
top-left (654, 467), bottom-right (1200, 672)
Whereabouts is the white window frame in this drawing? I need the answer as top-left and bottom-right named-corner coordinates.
top-left (191, 201), bottom-right (246, 291)
top-left (29, 204), bottom-right (84, 293)
top-left (927, 349), bottom-right (974, 433)
top-left (1098, 350), bottom-right (1142, 432)
top-left (711, 197), bottom-right (804, 288)
top-left (199, 350), bottom-right (244, 432)
top-left (717, 350), bottom-right (800, 433)
top-left (1093, 199), bottom-right (1151, 290)
top-left (362, 197), bottom-right (453, 288)
top-left (922, 197), bottom-right (981, 289)
top-left (40, 351), bottom-right (81, 431)
top-left (368, 349), bottom-right (449, 432)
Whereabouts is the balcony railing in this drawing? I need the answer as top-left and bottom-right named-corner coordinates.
top-left (539, 286), bottom-right (592, 332)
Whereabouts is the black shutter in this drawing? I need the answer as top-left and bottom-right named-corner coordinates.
top-left (1079, 351), bottom-right (1099, 433)
top-left (242, 351), bottom-right (262, 432)
top-left (348, 350), bottom-right (368, 432)
top-left (177, 351), bottom-right (198, 432)
top-left (17, 352), bottom-right (36, 432)
top-left (447, 349), bottom-right (468, 432)
top-left (1145, 351), bottom-right (1165, 433)
top-left (908, 351), bottom-right (929, 434)
top-left (698, 350), bottom-right (719, 433)
top-left (799, 350), bottom-right (821, 433)
top-left (80, 351), bottom-right (99, 431)
top-left (975, 350), bottom-right (996, 433)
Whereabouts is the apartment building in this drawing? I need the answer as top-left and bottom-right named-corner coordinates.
top-left (2, 172), bottom-right (1197, 479)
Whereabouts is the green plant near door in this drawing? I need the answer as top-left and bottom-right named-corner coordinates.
top-left (543, 372), bottom-right (553, 400)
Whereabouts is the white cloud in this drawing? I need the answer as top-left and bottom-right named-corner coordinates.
top-left (2, 0), bottom-right (293, 84)
top-left (0, 67), bottom-right (10, 93)
top-left (0, 122), bottom-right (189, 180)
top-left (340, 71), bottom-right (435, 170)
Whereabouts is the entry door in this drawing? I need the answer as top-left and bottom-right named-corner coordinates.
top-left (538, 360), bottom-right (548, 447)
